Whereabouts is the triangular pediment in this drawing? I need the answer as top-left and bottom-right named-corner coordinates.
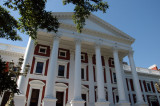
top-left (52, 12), bottom-right (135, 44)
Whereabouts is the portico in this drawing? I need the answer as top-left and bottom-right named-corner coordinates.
top-left (14, 12), bottom-right (148, 106)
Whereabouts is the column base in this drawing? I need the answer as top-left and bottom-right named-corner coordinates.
top-left (66, 101), bottom-right (71, 106)
top-left (14, 94), bottom-right (26, 106)
top-left (115, 100), bottom-right (130, 106)
top-left (95, 101), bottom-right (110, 106)
top-left (42, 97), bottom-right (57, 106)
top-left (135, 102), bottom-right (148, 106)
top-left (109, 103), bottom-right (115, 106)
top-left (70, 99), bottom-right (85, 106)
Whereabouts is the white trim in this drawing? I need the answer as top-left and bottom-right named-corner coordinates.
top-left (55, 83), bottom-right (68, 106)
top-left (27, 80), bottom-right (45, 106)
top-left (59, 50), bottom-right (67, 58)
top-left (33, 56), bottom-right (48, 75)
top-left (38, 46), bottom-right (47, 54)
top-left (81, 85), bottom-right (89, 106)
top-left (57, 61), bottom-right (68, 78)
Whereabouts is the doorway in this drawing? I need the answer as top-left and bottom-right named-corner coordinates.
top-left (56, 92), bottom-right (64, 106)
top-left (82, 94), bottom-right (87, 106)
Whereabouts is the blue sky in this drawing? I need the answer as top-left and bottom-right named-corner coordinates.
top-left (0, 0), bottom-right (160, 68)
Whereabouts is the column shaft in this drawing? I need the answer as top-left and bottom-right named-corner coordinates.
top-left (45, 36), bottom-right (60, 98)
top-left (105, 57), bottom-right (114, 105)
top-left (113, 49), bottom-right (127, 102)
top-left (17, 37), bottom-right (34, 94)
top-left (88, 54), bottom-right (95, 106)
top-left (73, 40), bottom-right (82, 100)
top-left (95, 45), bottom-right (105, 101)
top-left (128, 52), bottom-right (145, 103)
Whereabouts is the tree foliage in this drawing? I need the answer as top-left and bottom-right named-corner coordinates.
top-left (63, 0), bottom-right (109, 33)
top-left (0, 0), bottom-right (108, 40)
top-left (0, 57), bottom-right (19, 96)
top-left (0, 6), bottom-right (21, 41)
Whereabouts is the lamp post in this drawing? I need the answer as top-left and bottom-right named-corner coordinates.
top-left (5, 56), bottom-right (30, 106)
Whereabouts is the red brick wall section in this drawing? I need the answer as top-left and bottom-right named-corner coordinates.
top-left (143, 81), bottom-right (147, 92)
top-left (44, 59), bottom-right (49, 76)
top-left (65, 88), bottom-right (68, 104)
top-left (34, 44), bottom-right (50, 57)
top-left (81, 52), bottom-right (88, 63)
top-left (67, 63), bottom-right (70, 79)
top-left (58, 48), bottom-right (70, 60)
top-left (130, 79), bottom-right (134, 91)
top-left (86, 66), bottom-right (89, 81)
top-left (108, 58), bottom-right (115, 68)
top-left (151, 81), bottom-right (155, 93)
top-left (30, 57), bottom-right (35, 74)
top-left (126, 78), bottom-right (129, 91)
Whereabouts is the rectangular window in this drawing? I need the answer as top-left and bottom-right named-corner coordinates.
top-left (113, 72), bottom-right (117, 83)
top-left (58, 65), bottom-right (65, 77)
top-left (39, 46), bottom-right (47, 54)
top-left (147, 82), bottom-right (152, 92)
top-left (35, 62), bottom-right (44, 74)
top-left (59, 50), bottom-right (66, 57)
top-left (30, 89), bottom-right (40, 106)
top-left (81, 54), bottom-right (85, 61)
top-left (81, 68), bottom-right (85, 80)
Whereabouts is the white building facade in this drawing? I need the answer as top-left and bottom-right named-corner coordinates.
top-left (0, 12), bottom-right (160, 106)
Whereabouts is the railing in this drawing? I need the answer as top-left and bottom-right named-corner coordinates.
top-left (0, 43), bottom-right (25, 54)
top-left (123, 65), bottom-right (160, 76)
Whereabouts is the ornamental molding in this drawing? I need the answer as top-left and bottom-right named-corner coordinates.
top-left (52, 12), bottom-right (135, 43)
top-left (59, 23), bottom-right (133, 45)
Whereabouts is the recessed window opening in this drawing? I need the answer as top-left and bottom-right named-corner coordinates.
top-left (39, 46), bottom-right (47, 54)
top-left (59, 50), bottom-right (66, 57)
top-left (29, 89), bottom-right (40, 106)
top-left (113, 72), bottom-right (117, 83)
top-left (81, 54), bottom-right (85, 61)
top-left (81, 68), bottom-right (85, 80)
top-left (35, 62), bottom-right (44, 74)
top-left (58, 65), bottom-right (65, 77)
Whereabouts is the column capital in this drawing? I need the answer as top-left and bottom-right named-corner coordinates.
top-left (53, 33), bottom-right (61, 40)
top-left (128, 50), bottom-right (134, 56)
top-left (95, 39), bottom-right (103, 48)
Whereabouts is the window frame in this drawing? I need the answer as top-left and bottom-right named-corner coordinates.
top-left (81, 65), bottom-right (87, 81)
top-left (146, 82), bottom-right (152, 92)
top-left (33, 56), bottom-right (47, 75)
top-left (27, 80), bottom-right (45, 106)
top-left (111, 68), bottom-right (117, 84)
top-left (81, 54), bottom-right (86, 61)
top-left (38, 46), bottom-right (47, 54)
top-left (59, 50), bottom-right (67, 58)
top-left (57, 61), bottom-right (68, 78)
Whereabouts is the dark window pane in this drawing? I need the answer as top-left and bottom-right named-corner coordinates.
top-left (40, 48), bottom-right (46, 53)
top-left (60, 51), bottom-right (66, 57)
top-left (113, 73), bottom-right (117, 83)
top-left (147, 83), bottom-right (151, 91)
top-left (58, 65), bottom-right (65, 76)
top-left (81, 68), bottom-right (84, 79)
top-left (35, 62), bottom-right (44, 73)
top-left (30, 89), bottom-right (40, 106)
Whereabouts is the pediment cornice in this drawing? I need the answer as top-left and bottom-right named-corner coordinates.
top-left (60, 23), bottom-right (133, 45)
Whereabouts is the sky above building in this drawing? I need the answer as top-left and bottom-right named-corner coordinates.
top-left (0, 0), bottom-right (160, 69)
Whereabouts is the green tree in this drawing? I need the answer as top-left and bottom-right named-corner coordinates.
top-left (1, 0), bottom-right (108, 40)
top-left (0, 57), bottom-right (19, 96)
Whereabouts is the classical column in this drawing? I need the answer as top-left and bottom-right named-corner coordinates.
top-left (104, 56), bottom-right (114, 106)
top-left (71, 39), bottom-right (85, 106)
top-left (113, 47), bottom-right (130, 106)
top-left (43, 35), bottom-right (60, 106)
top-left (67, 50), bottom-right (75, 106)
top-left (15, 37), bottom-right (35, 106)
top-left (88, 53), bottom-right (95, 106)
top-left (95, 44), bottom-right (110, 106)
top-left (128, 51), bottom-right (147, 106)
